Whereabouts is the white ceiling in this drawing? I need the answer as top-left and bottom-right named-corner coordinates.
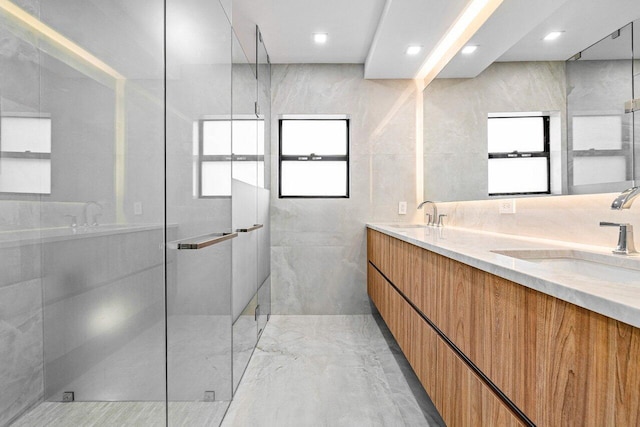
top-left (234, 0), bottom-right (640, 80)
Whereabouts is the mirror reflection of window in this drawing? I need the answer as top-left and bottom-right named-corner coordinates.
top-left (487, 115), bottom-right (550, 196)
top-left (0, 114), bottom-right (52, 194)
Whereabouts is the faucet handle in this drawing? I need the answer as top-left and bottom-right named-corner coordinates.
top-left (91, 213), bottom-right (102, 227)
top-left (425, 213), bottom-right (432, 225)
top-left (600, 221), bottom-right (637, 255)
top-left (437, 214), bottom-right (447, 227)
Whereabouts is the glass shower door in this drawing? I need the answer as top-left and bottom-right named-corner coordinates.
top-left (165, 0), bottom-right (233, 424)
top-left (256, 27), bottom-right (272, 336)
top-left (230, 33), bottom-right (259, 394)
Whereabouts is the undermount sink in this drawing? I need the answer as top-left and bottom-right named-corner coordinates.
top-left (388, 224), bottom-right (429, 229)
top-left (492, 249), bottom-right (640, 285)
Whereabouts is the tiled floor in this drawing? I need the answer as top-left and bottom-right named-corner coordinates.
top-left (11, 315), bottom-right (443, 426)
top-left (221, 315), bottom-right (444, 427)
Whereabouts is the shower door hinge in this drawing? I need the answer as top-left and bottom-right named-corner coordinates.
top-left (255, 304), bottom-right (260, 321)
top-left (259, 32), bottom-right (263, 43)
top-left (62, 391), bottom-right (74, 402)
top-left (255, 102), bottom-right (260, 116)
top-left (204, 391), bottom-right (215, 402)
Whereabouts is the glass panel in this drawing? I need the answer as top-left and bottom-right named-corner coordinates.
top-left (233, 161), bottom-right (259, 186)
top-left (572, 116), bottom-right (622, 150)
top-left (281, 120), bottom-right (348, 155)
top-left (573, 156), bottom-right (627, 185)
top-left (4, 0), bottom-right (169, 424)
top-left (1, 116), bottom-right (51, 152)
top-left (202, 161), bottom-right (231, 197)
top-left (281, 161), bottom-right (348, 196)
top-left (203, 121), bottom-right (232, 155)
top-left (257, 187), bottom-right (270, 336)
top-left (0, 158), bottom-right (50, 194)
top-left (487, 117), bottom-right (544, 153)
top-left (566, 22), bottom-right (633, 193)
top-left (233, 120), bottom-right (258, 154)
top-left (488, 158), bottom-right (548, 194)
top-left (166, 0), bottom-right (233, 424)
top-left (231, 178), bottom-right (258, 393)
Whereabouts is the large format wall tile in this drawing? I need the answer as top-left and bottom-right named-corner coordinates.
top-left (270, 64), bottom-right (421, 315)
top-left (0, 279), bottom-right (44, 427)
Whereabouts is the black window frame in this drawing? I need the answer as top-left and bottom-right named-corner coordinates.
top-left (487, 115), bottom-right (551, 197)
top-left (278, 117), bottom-right (350, 199)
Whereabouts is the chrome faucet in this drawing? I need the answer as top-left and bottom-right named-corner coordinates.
top-left (418, 201), bottom-right (438, 226)
top-left (600, 187), bottom-right (640, 255)
top-left (82, 201), bottom-right (102, 227)
top-left (600, 222), bottom-right (637, 255)
top-left (611, 186), bottom-right (640, 209)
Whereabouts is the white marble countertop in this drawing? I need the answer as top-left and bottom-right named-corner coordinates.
top-left (367, 223), bottom-right (640, 329)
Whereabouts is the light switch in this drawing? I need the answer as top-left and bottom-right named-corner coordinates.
top-left (134, 202), bottom-right (143, 215)
top-left (398, 201), bottom-right (407, 215)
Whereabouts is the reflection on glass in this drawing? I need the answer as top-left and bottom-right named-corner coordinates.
top-left (488, 158), bottom-right (548, 194)
top-left (573, 156), bottom-right (627, 185)
top-left (572, 116), bottom-right (622, 150)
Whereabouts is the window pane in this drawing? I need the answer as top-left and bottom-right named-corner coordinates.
top-left (0, 158), bottom-right (51, 194)
top-left (572, 116), bottom-right (622, 150)
top-left (573, 156), bottom-right (626, 185)
top-left (488, 117), bottom-right (544, 153)
top-left (281, 161), bottom-right (347, 196)
top-left (1, 117), bottom-right (51, 153)
top-left (488, 158), bottom-right (548, 194)
top-left (233, 161), bottom-right (258, 186)
top-left (281, 120), bottom-right (347, 155)
top-left (201, 161), bottom-right (231, 196)
top-left (232, 120), bottom-right (258, 154)
top-left (202, 121), bottom-right (231, 155)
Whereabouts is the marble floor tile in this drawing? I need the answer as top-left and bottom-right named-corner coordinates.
top-left (10, 315), bottom-right (443, 427)
top-left (222, 315), bottom-right (444, 427)
top-left (10, 401), bottom-right (229, 427)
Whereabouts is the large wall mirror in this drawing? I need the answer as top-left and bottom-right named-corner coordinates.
top-left (423, 0), bottom-right (640, 202)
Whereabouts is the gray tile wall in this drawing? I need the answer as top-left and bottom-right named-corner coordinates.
top-left (270, 64), bottom-right (421, 315)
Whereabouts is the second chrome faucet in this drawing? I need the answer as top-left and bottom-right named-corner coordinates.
top-left (417, 200), bottom-right (446, 227)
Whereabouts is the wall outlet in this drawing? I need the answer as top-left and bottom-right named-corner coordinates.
top-left (134, 202), bottom-right (143, 216)
top-left (499, 199), bottom-right (516, 214)
top-left (398, 201), bottom-right (407, 215)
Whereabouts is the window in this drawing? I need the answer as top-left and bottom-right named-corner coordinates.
top-left (487, 116), bottom-right (550, 196)
top-left (0, 114), bottom-right (52, 194)
top-left (569, 114), bottom-right (629, 186)
top-left (279, 117), bottom-right (349, 198)
top-left (195, 117), bottom-right (264, 198)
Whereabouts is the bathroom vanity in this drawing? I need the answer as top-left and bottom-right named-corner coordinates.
top-left (367, 224), bottom-right (640, 426)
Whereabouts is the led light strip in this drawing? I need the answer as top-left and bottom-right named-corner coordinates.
top-left (415, 0), bottom-right (503, 86)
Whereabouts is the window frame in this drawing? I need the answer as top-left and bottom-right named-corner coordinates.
top-left (278, 117), bottom-right (350, 199)
top-left (0, 113), bottom-right (52, 195)
top-left (196, 117), bottom-right (264, 199)
top-left (487, 115), bottom-right (551, 197)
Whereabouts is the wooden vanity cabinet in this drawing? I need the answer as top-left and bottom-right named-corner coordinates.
top-left (367, 228), bottom-right (640, 426)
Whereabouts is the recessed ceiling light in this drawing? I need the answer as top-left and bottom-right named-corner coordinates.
top-left (544, 31), bottom-right (563, 41)
top-left (313, 33), bottom-right (328, 44)
top-left (406, 45), bottom-right (422, 55)
top-left (461, 45), bottom-right (478, 54)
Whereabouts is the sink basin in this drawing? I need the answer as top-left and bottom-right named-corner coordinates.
top-left (388, 224), bottom-right (429, 229)
top-left (492, 249), bottom-right (640, 285)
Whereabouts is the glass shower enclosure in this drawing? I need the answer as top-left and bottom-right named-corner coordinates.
top-left (0, 1), bottom-right (270, 426)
